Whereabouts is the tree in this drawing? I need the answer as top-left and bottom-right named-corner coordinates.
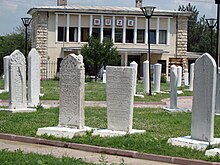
top-left (81, 36), bottom-right (119, 81)
top-left (178, 3), bottom-right (216, 56)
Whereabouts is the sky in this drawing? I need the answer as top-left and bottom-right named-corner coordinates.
top-left (0, 0), bottom-right (217, 35)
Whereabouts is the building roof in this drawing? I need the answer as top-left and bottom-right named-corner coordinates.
top-left (28, 4), bottom-right (191, 17)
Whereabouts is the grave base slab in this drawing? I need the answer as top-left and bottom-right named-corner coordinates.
top-left (205, 148), bottom-right (220, 156)
top-left (36, 126), bottom-right (94, 138)
top-left (0, 108), bottom-right (36, 113)
top-left (163, 107), bottom-right (191, 112)
top-left (92, 129), bottom-right (145, 137)
top-left (168, 136), bottom-right (220, 151)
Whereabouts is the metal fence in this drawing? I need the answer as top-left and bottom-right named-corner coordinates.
top-left (41, 60), bottom-right (57, 80)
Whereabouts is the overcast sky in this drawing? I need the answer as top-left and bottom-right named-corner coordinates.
top-left (0, 0), bottom-right (216, 35)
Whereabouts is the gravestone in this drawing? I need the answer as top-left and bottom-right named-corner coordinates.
top-left (0, 50), bottom-right (36, 113)
top-left (102, 70), bottom-right (106, 83)
top-left (177, 66), bottom-right (182, 87)
top-left (170, 65), bottom-right (178, 109)
top-left (216, 73), bottom-right (220, 114)
top-left (153, 63), bottom-right (161, 92)
top-left (130, 61), bottom-right (138, 95)
top-left (28, 48), bottom-right (40, 107)
top-left (168, 53), bottom-right (220, 150)
top-left (37, 54), bottom-right (92, 138)
top-left (143, 60), bottom-right (149, 93)
top-left (183, 68), bottom-right (189, 86)
top-left (189, 63), bottom-right (194, 91)
top-left (3, 56), bottom-right (10, 92)
top-left (92, 66), bottom-right (145, 137)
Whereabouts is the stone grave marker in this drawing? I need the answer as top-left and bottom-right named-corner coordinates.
top-left (28, 48), bottom-right (40, 107)
top-left (3, 56), bottom-right (10, 92)
top-left (183, 68), bottom-right (189, 86)
top-left (177, 66), bottom-right (182, 87)
top-left (189, 63), bottom-right (194, 91)
top-left (130, 61), bottom-right (138, 95)
top-left (216, 73), bottom-right (220, 114)
top-left (102, 70), bottom-right (106, 83)
top-left (143, 60), bottom-right (149, 93)
top-left (153, 63), bottom-right (161, 92)
top-left (92, 66), bottom-right (145, 137)
top-left (37, 54), bottom-right (92, 138)
top-left (170, 65), bottom-right (178, 109)
top-left (168, 53), bottom-right (220, 150)
top-left (0, 50), bottom-right (36, 113)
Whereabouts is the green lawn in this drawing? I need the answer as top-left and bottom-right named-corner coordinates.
top-left (0, 107), bottom-right (219, 162)
top-left (0, 79), bottom-right (192, 102)
top-left (0, 149), bottom-right (92, 165)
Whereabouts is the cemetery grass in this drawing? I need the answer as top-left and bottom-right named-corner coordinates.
top-left (0, 107), bottom-right (220, 162)
top-left (0, 149), bottom-right (92, 165)
top-left (0, 80), bottom-right (192, 102)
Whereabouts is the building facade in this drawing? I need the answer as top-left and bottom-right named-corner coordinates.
top-left (28, 3), bottom-right (191, 79)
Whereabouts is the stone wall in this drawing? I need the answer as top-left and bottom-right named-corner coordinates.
top-left (31, 11), bottom-right (48, 79)
top-left (176, 16), bottom-right (188, 69)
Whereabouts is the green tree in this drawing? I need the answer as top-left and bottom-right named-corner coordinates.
top-left (178, 3), bottom-right (216, 56)
top-left (81, 36), bottom-right (119, 81)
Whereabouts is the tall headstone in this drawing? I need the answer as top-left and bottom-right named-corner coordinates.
top-left (0, 50), bottom-right (36, 113)
top-left (177, 66), bottom-right (182, 87)
top-left (92, 66), bottom-right (145, 137)
top-left (183, 68), bottom-right (189, 86)
top-left (59, 54), bottom-right (85, 129)
top-left (189, 63), bottom-right (195, 91)
top-left (28, 48), bottom-right (40, 107)
top-left (9, 50), bottom-right (27, 109)
top-left (3, 56), bottom-right (10, 92)
top-left (143, 60), bottom-right (149, 93)
top-left (170, 65), bottom-right (178, 109)
top-left (153, 63), bottom-right (161, 92)
top-left (168, 53), bottom-right (220, 150)
top-left (130, 61), bottom-right (138, 95)
top-left (102, 70), bottom-right (106, 83)
top-left (37, 54), bottom-right (92, 138)
top-left (191, 53), bottom-right (216, 142)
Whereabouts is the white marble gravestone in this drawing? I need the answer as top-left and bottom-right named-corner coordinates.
top-left (153, 63), bottom-right (161, 92)
top-left (102, 70), bottom-right (106, 83)
top-left (28, 48), bottom-right (40, 107)
top-left (3, 56), bottom-right (10, 92)
top-left (0, 50), bottom-right (36, 113)
top-left (189, 63), bottom-right (194, 91)
top-left (169, 65), bottom-right (178, 109)
top-left (92, 66), bottom-right (145, 137)
top-left (183, 68), bottom-right (189, 86)
top-left (143, 60), bottom-right (149, 93)
top-left (130, 61), bottom-right (138, 95)
top-left (37, 54), bottom-right (92, 138)
top-left (168, 53), bottom-right (220, 150)
top-left (177, 66), bottom-right (182, 87)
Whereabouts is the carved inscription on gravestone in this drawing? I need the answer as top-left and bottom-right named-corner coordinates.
top-left (58, 54), bottom-right (85, 129)
top-left (106, 66), bottom-right (134, 132)
top-left (9, 50), bottom-right (27, 109)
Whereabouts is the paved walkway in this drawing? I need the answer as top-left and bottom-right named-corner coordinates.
top-left (0, 96), bottom-right (193, 109)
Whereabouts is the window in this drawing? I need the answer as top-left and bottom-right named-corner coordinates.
top-left (115, 28), bottom-right (123, 43)
top-left (58, 27), bottom-right (66, 42)
top-left (159, 30), bottom-right (167, 44)
top-left (92, 28), bottom-right (100, 39)
top-left (158, 60), bottom-right (166, 74)
top-left (104, 28), bottom-right (112, 40)
top-left (150, 30), bottom-right (156, 44)
top-left (137, 29), bottom-right (145, 43)
top-left (81, 28), bottom-right (89, 42)
top-left (126, 29), bottom-right (134, 43)
top-left (69, 27), bottom-right (78, 42)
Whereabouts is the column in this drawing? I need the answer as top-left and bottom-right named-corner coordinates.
top-left (78, 14), bottom-right (81, 43)
top-left (123, 16), bottom-right (126, 44)
top-left (89, 15), bottom-right (93, 36)
top-left (134, 17), bottom-right (137, 44)
top-left (167, 18), bottom-right (171, 45)
top-left (101, 15), bottom-right (104, 42)
top-left (66, 14), bottom-right (70, 42)
top-left (112, 16), bottom-right (115, 43)
top-left (145, 18), bottom-right (148, 44)
top-left (55, 14), bottom-right (58, 42)
top-left (156, 17), bottom-right (159, 45)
